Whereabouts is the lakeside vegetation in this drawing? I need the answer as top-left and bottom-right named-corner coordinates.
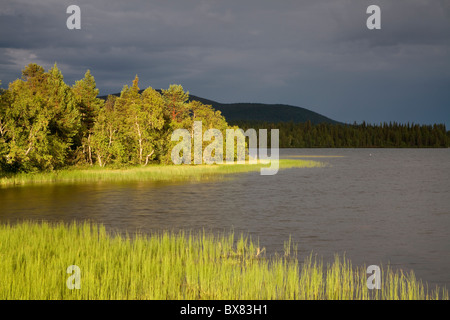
top-left (0, 64), bottom-right (330, 186)
top-left (0, 221), bottom-right (447, 300)
top-left (0, 159), bottom-right (324, 187)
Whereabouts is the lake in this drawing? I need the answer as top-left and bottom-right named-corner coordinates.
top-left (1, 148), bottom-right (449, 288)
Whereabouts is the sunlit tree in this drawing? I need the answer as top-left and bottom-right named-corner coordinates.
top-left (162, 84), bottom-right (189, 123)
top-left (72, 70), bottom-right (104, 165)
top-left (1, 63), bottom-right (80, 172)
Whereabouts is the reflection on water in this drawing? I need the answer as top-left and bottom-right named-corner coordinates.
top-left (1, 149), bottom-right (449, 288)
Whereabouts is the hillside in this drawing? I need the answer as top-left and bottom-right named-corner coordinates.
top-left (99, 90), bottom-right (340, 125)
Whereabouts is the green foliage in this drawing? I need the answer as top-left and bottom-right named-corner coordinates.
top-left (0, 84), bottom-right (9, 172)
top-left (161, 84), bottom-right (189, 122)
top-left (89, 79), bottom-right (237, 167)
top-left (0, 64), bottom-right (238, 174)
top-left (107, 76), bottom-right (169, 166)
top-left (89, 95), bottom-right (119, 167)
top-left (187, 100), bottom-right (230, 164)
top-left (232, 120), bottom-right (450, 148)
top-left (0, 63), bottom-right (81, 173)
top-left (72, 70), bottom-right (104, 165)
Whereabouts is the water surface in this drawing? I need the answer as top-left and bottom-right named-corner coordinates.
top-left (1, 148), bottom-right (449, 288)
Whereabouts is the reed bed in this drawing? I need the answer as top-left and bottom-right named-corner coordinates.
top-left (0, 221), bottom-right (447, 300)
top-left (0, 159), bottom-right (324, 187)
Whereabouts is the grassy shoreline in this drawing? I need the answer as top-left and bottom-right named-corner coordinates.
top-left (0, 159), bottom-right (324, 187)
top-left (0, 221), bottom-right (447, 300)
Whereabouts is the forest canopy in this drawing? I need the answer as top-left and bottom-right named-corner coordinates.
top-left (231, 120), bottom-right (449, 149)
top-left (0, 63), bottom-right (234, 173)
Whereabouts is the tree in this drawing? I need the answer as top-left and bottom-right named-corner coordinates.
top-left (90, 95), bottom-right (120, 167)
top-left (91, 77), bottom-right (170, 167)
top-left (1, 63), bottom-right (81, 172)
top-left (0, 81), bottom-right (10, 172)
top-left (116, 76), bottom-right (168, 165)
top-left (0, 80), bottom-right (7, 139)
top-left (21, 63), bottom-right (48, 92)
top-left (139, 86), bottom-right (170, 165)
top-left (161, 84), bottom-right (189, 122)
top-left (72, 70), bottom-right (104, 165)
top-left (112, 76), bottom-right (143, 165)
top-left (189, 100), bottom-right (229, 163)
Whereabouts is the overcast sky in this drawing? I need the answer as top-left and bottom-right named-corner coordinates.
top-left (1, 0), bottom-right (449, 126)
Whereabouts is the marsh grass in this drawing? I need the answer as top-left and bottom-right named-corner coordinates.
top-left (0, 221), bottom-right (447, 300)
top-left (0, 159), bottom-right (324, 187)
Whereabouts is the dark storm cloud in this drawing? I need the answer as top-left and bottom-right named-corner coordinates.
top-left (1, 0), bottom-right (449, 126)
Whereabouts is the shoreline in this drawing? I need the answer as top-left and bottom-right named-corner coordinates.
top-left (0, 159), bottom-right (325, 188)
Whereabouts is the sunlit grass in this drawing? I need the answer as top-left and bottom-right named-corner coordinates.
top-left (0, 221), bottom-right (447, 300)
top-left (0, 159), bottom-right (324, 187)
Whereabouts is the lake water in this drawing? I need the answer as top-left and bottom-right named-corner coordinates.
top-left (1, 148), bottom-right (449, 288)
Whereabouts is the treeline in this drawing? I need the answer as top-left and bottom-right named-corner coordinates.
top-left (0, 63), bottom-right (231, 174)
top-left (2, 63), bottom-right (448, 174)
top-left (231, 120), bottom-right (450, 148)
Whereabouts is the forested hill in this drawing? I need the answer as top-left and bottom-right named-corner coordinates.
top-left (99, 90), bottom-right (340, 125)
top-left (187, 94), bottom-right (341, 125)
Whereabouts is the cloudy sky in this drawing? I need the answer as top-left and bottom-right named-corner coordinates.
top-left (1, 0), bottom-right (449, 126)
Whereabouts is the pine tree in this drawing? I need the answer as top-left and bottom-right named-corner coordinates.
top-left (72, 70), bottom-right (104, 165)
top-left (161, 84), bottom-right (189, 122)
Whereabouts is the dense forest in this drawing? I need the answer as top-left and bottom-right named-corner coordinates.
top-left (0, 63), bottom-right (234, 174)
top-left (230, 120), bottom-right (450, 148)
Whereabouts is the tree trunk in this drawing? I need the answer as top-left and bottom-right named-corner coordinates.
top-left (0, 119), bottom-right (6, 137)
top-left (88, 134), bottom-right (93, 166)
top-left (25, 127), bottom-right (37, 156)
top-left (108, 126), bottom-right (115, 147)
top-left (24, 141), bottom-right (33, 156)
top-left (144, 150), bottom-right (154, 166)
top-left (135, 120), bottom-right (143, 165)
top-left (97, 154), bottom-right (103, 167)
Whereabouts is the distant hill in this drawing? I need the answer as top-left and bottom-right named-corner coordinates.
top-left (99, 90), bottom-right (340, 125)
top-left (187, 94), bottom-right (340, 125)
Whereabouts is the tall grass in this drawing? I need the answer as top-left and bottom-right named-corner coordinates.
top-left (0, 159), bottom-right (324, 187)
top-left (0, 221), bottom-right (447, 300)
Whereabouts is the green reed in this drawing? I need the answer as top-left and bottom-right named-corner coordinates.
top-left (0, 159), bottom-right (324, 187)
top-left (0, 221), bottom-right (447, 300)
